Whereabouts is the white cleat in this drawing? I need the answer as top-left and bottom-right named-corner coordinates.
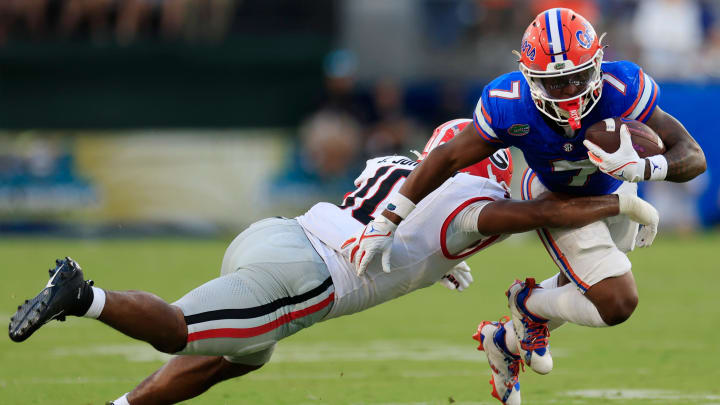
top-left (506, 278), bottom-right (553, 374)
top-left (473, 318), bottom-right (522, 405)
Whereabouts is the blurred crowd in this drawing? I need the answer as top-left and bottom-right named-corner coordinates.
top-left (0, 0), bottom-right (237, 45)
top-left (2, 0), bottom-right (717, 74)
top-left (418, 0), bottom-right (720, 79)
top-left (0, 0), bottom-right (717, 229)
top-left (271, 49), bottom-right (427, 199)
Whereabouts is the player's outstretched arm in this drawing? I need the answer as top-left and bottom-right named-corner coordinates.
top-left (644, 107), bottom-right (706, 182)
top-left (382, 124), bottom-right (499, 223)
top-left (347, 124), bottom-right (499, 275)
top-left (475, 193), bottom-right (657, 236)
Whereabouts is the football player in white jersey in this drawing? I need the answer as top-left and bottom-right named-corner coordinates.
top-left (8, 119), bottom-right (659, 405)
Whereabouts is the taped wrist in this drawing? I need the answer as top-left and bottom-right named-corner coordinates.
top-left (384, 193), bottom-right (416, 220)
top-left (617, 194), bottom-right (635, 216)
top-left (617, 194), bottom-right (659, 225)
top-left (646, 155), bottom-right (668, 181)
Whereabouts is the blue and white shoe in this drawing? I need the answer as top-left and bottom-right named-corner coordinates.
top-left (506, 278), bottom-right (552, 374)
top-left (473, 318), bottom-right (522, 405)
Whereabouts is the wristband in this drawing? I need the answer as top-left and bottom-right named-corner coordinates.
top-left (646, 155), bottom-right (668, 181)
top-left (385, 193), bottom-right (416, 219)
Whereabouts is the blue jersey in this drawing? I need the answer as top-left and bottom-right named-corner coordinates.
top-left (472, 61), bottom-right (660, 195)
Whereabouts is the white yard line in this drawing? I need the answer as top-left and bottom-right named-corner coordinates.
top-left (0, 376), bottom-right (138, 385)
top-left (564, 389), bottom-right (720, 401)
top-left (52, 344), bottom-right (171, 362)
top-left (50, 340), bottom-right (569, 364)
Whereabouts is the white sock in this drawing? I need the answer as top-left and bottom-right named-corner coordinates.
top-left (111, 393), bottom-right (130, 405)
top-left (502, 273), bottom-right (564, 353)
top-left (538, 273), bottom-right (567, 332)
top-left (503, 273), bottom-right (576, 353)
top-left (82, 287), bottom-right (106, 319)
top-left (539, 273), bottom-right (560, 289)
top-left (525, 283), bottom-right (608, 327)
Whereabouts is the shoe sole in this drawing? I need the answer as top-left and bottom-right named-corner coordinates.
top-left (9, 287), bottom-right (63, 342)
top-left (9, 258), bottom-right (83, 343)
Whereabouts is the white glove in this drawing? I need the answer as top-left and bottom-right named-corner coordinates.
top-left (618, 194), bottom-right (659, 247)
top-left (636, 224), bottom-right (657, 248)
top-left (438, 261), bottom-right (473, 292)
top-left (583, 124), bottom-right (645, 182)
top-left (342, 216), bottom-right (397, 276)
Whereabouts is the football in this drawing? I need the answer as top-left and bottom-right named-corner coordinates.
top-left (584, 117), bottom-right (666, 158)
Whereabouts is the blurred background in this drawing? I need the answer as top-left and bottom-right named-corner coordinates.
top-left (0, 0), bottom-right (717, 237)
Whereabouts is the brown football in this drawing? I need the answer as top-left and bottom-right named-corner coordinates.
top-left (584, 117), bottom-right (666, 158)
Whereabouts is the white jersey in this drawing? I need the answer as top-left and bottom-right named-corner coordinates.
top-left (296, 156), bottom-right (509, 319)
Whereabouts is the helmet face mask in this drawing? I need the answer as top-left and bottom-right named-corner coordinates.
top-left (516, 8), bottom-right (605, 129)
top-left (535, 64), bottom-right (595, 99)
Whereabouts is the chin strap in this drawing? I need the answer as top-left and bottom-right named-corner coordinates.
top-left (557, 99), bottom-right (582, 130)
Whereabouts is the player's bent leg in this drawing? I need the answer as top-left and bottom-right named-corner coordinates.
top-left (99, 291), bottom-right (188, 353)
top-left (8, 258), bottom-right (191, 353)
top-left (114, 355), bottom-right (262, 405)
top-left (584, 272), bottom-right (639, 326)
top-left (529, 220), bottom-right (636, 327)
top-left (522, 282), bottom-right (607, 327)
top-left (9, 257), bottom-right (190, 351)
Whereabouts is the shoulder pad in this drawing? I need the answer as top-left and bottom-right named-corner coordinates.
top-left (602, 61), bottom-right (660, 122)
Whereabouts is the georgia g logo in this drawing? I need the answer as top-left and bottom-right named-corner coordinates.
top-left (489, 149), bottom-right (510, 170)
top-left (576, 23), bottom-right (595, 49)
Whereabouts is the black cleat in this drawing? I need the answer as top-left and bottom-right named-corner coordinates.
top-left (8, 257), bottom-right (93, 343)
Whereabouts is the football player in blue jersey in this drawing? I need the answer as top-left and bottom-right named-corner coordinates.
top-left (346, 7), bottom-right (706, 404)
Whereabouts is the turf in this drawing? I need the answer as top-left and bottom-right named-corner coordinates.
top-left (1, 232), bottom-right (718, 405)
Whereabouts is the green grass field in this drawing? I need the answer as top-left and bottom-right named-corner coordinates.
top-left (1, 232), bottom-right (719, 405)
